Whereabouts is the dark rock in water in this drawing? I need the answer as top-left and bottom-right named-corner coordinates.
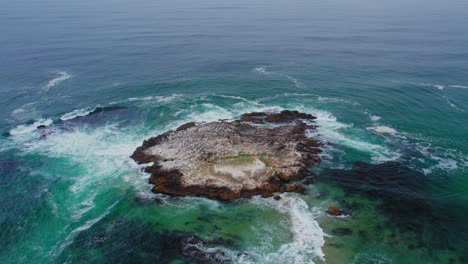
top-left (331, 227), bottom-right (353, 236)
top-left (58, 216), bottom-right (235, 264)
top-left (60, 105), bottom-right (130, 126)
top-left (240, 110), bottom-right (316, 124)
top-left (274, 195), bottom-right (281, 200)
top-left (176, 121), bottom-right (197, 131)
top-left (36, 125), bottom-right (48, 129)
top-left (319, 161), bottom-right (468, 256)
top-left (302, 176), bottom-right (316, 185)
top-left (88, 106), bottom-right (127, 115)
top-left (327, 206), bottom-right (342, 216)
top-left (131, 110), bottom-right (319, 201)
top-left (319, 162), bottom-right (427, 200)
top-left (264, 110), bottom-right (316, 123)
top-left (239, 112), bottom-right (267, 124)
top-left (180, 235), bottom-right (229, 263)
top-left (286, 183), bottom-right (306, 194)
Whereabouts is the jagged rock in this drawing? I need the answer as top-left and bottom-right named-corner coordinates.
top-left (264, 110), bottom-right (316, 123)
top-left (240, 110), bottom-right (316, 124)
top-left (131, 111), bottom-right (320, 201)
top-left (286, 183), bottom-right (306, 194)
top-left (274, 195), bottom-right (282, 201)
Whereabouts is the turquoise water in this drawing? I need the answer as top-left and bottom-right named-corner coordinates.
top-left (1, 0), bottom-right (468, 263)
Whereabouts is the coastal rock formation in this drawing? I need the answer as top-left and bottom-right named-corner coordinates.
top-left (131, 110), bottom-right (321, 201)
top-left (327, 206), bottom-right (342, 216)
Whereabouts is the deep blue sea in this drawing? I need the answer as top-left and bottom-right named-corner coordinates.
top-left (1, 0), bottom-right (467, 263)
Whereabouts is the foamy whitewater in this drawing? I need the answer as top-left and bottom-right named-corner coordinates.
top-left (1, 1), bottom-right (468, 262)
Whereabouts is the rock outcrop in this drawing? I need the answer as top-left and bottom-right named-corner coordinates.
top-left (131, 110), bottom-right (321, 201)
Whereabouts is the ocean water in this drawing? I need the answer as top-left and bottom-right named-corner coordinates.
top-left (1, 0), bottom-right (468, 263)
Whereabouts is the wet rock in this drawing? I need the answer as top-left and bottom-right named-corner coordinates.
top-left (239, 112), bottom-right (267, 124)
top-left (176, 122), bottom-right (196, 131)
top-left (36, 125), bottom-right (48, 129)
top-left (264, 110), bottom-right (316, 123)
top-left (240, 110), bottom-right (316, 124)
top-left (88, 106), bottom-right (128, 115)
top-left (302, 176), bottom-right (316, 185)
top-left (131, 111), bottom-right (320, 201)
top-left (274, 195), bottom-right (281, 201)
top-left (331, 227), bottom-right (353, 236)
top-left (327, 206), bottom-right (342, 216)
top-left (286, 183), bottom-right (306, 194)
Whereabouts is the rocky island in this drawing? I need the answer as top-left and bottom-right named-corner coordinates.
top-left (131, 110), bottom-right (321, 201)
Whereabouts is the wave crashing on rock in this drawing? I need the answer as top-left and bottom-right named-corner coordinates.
top-left (131, 110), bottom-right (321, 201)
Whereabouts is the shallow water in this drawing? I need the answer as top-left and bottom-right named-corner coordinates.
top-left (1, 0), bottom-right (468, 263)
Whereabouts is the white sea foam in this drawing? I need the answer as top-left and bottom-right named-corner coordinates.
top-left (416, 82), bottom-right (464, 110)
top-left (11, 102), bottom-right (37, 116)
top-left (242, 195), bottom-right (325, 264)
top-left (317, 96), bottom-right (359, 105)
top-left (19, 122), bottom-right (143, 197)
top-left (304, 109), bottom-right (399, 162)
top-left (9, 118), bottom-right (53, 137)
top-left (12, 121), bottom-right (145, 257)
top-left (285, 74), bottom-right (304, 89)
top-left (185, 103), bottom-right (235, 123)
top-left (442, 96), bottom-right (463, 111)
top-left (370, 115), bottom-right (381, 121)
top-left (71, 192), bottom-right (97, 220)
top-left (254, 66), bottom-right (268, 75)
top-left (44, 71), bottom-right (72, 90)
top-left (420, 83), bottom-right (445, 90)
top-left (367, 126), bottom-right (398, 135)
top-left (449, 85), bottom-right (468, 89)
top-left (51, 201), bottom-right (119, 257)
top-left (215, 94), bottom-right (261, 105)
top-left (127, 94), bottom-right (182, 103)
top-left (60, 107), bottom-right (96, 121)
top-left (390, 133), bottom-right (468, 174)
top-left (10, 102), bottom-right (42, 121)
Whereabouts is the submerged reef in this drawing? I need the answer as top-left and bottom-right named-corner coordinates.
top-left (131, 110), bottom-right (320, 201)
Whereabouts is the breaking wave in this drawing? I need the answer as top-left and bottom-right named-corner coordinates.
top-left (59, 107), bottom-right (96, 121)
top-left (3, 92), bottom-right (467, 263)
top-left (235, 195), bottom-right (325, 264)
